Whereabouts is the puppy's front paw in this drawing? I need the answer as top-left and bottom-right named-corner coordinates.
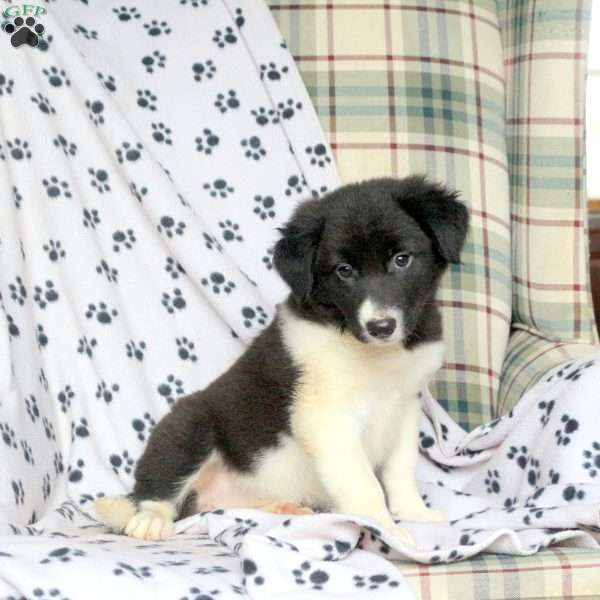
top-left (392, 505), bottom-right (447, 523)
top-left (385, 524), bottom-right (415, 546)
top-left (124, 510), bottom-right (174, 540)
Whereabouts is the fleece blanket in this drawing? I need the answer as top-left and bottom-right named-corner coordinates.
top-left (2, 1), bottom-right (600, 599)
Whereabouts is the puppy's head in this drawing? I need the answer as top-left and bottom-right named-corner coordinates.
top-left (274, 176), bottom-right (469, 346)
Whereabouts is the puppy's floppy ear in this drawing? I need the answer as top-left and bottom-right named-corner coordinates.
top-left (273, 201), bottom-right (324, 301)
top-left (393, 175), bottom-right (469, 264)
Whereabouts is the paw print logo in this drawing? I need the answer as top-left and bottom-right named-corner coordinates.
top-left (95, 381), bottom-right (120, 404)
top-left (506, 445), bottom-right (528, 469)
top-left (157, 216), bottom-right (186, 238)
top-left (5, 138), bottom-right (31, 160)
top-left (3, 16), bottom-right (45, 48)
top-left (241, 305), bottom-right (268, 328)
top-left (73, 24), bottom-right (98, 40)
top-left (192, 60), bottom-right (216, 82)
top-left (241, 136), bottom-right (266, 160)
top-left (292, 561), bottom-right (329, 590)
top-left (31, 92), bottom-right (56, 114)
top-left (165, 257), bottom-right (186, 279)
top-left (527, 457), bottom-right (541, 487)
top-left (306, 144), bottom-right (331, 167)
top-left (85, 99), bottom-right (105, 126)
top-left (285, 174), bottom-right (307, 196)
top-left (97, 71), bottom-right (117, 93)
top-left (0, 72), bottom-right (14, 96)
top-left (260, 62), bottom-right (289, 81)
top-left (21, 439), bottom-right (34, 465)
top-left (85, 302), bottom-right (118, 325)
top-left (137, 89), bottom-right (157, 111)
top-left (77, 336), bottom-right (97, 357)
top-left (484, 469), bottom-right (501, 494)
top-left (57, 385), bottom-right (75, 413)
top-left (151, 122), bottom-right (172, 145)
top-left (37, 324), bottom-right (49, 348)
top-left (162, 288), bottom-right (187, 313)
top-left (0, 422), bottom-right (17, 449)
top-left (278, 98), bottom-right (302, 120)
top-left (582, 441), bottom-right (600, 477)
top-left (42, 66), bottom-right (70, 87)
top-left (132, 413), bottom-right (156, 442)
top-left (251, 106), bottom-right (280, 126)
top-left (195, 129), bottom-right (220, 154)
top-left (115, 141), bottom-right (143, 163)
top-left (157, 374), bottom-right (184, 406)
top-left (82, 208), bottom-right (101, 229)
top-left (176, 337), bottom-right (198, 362)
top-left (113, 6), bottom-right (141, 21)
top-left (53, 134), bottom-right (77, 156)
top-left (144, 19), bottom-right (171, 36)
top-left (112, 229), bottom-right (136, 252)
top-left (25, 395), bottom-right (40, 422)
top-left (96, 259), bottom-right (119, 283)
top-left (538, 399), bottom-right (555, 426)
top-left (68, 459), bottom-right (85, 483)
top-left (555, 414), bottom-right (579, 446)
top-left (253, 195), bottom-right (276, 219)
top-left (42, 176), bottom-right (72, 199)
top-left (215, 90), bottom-right (240, 113)
top-left (201, 272), bottom-right (236, 295)
top-left (110, 451), bottom-right (135, 476)
top-left (563, 485), bottom-right (585, 502)
top-left (33, 280), bottom-right (59, 309)
top-left (9, 276), bottom-right (27, 305)
top-left (218, 219), bottom-right (243, 241)
top-left (88, 168), bottom-right (110, 193)
top-left (353, 574), bottom-right (400, 591)
top-left (204, 178), bottom-right (234, 198)
top-left (142, 50), bottom-right (166, 73)
top-left (213, 26), bottom-right (237, 47)
top-left (43, 239), bottom-right (65, 263)
top-left (126, 340), bottom-right (147, 361)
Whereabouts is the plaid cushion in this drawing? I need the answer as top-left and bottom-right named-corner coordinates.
top-left (270, 0), bottom-right (598, 429)
top-left (395, 547), bottom-right (600, 599)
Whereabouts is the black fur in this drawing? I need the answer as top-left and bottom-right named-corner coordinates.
top-left (131, 176), bottom-right (468, 516)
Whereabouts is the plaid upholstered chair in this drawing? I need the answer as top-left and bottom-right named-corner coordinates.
top-left (271, 1), bottom-right (600, 597)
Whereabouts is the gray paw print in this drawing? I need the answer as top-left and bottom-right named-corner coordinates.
top-left (306, 143), bottom-right (331, 167)
top-left (165, 257), bottom-right (186, 279)
top-left (95, 381), bottom-right (120, 404)
top-left (241, 305), bottom-right (268, 328)
top-left (115, 141), bottom-right (143, 163)
top-left (5, 138), bottom-right (31, 160)
top-left (57, 385), bottom-right (74, 413)
top-left (213, 26), bottom-right (237, 47)
top-left (129, 181), bottom-right (148, 203)
top-left (82, 208), bottom-right (100, 229)
top-left (157, 374), bottom-right (184, 406)
top-left (88, 168), bottom-right (110, 193)
top-left (97, 71), bottom-right (117, 93)
top-left (77, 336), bottom-right (97, 357)
top-left (260, 62), bottom-right (289, 80)
top-left (204, 178), bottom-right (234, 198)
top-left (219, 219), bottom-right (243, 241)
top-left (85, 302), bottom-right (118, 325)
top-left (292, 561), bottom-right (329, 590)
top-left (0, 422), bottom-right (17, 449)
top-left (137, 88), bottom-right (157, 111)
top-left (53, 134), bottom-right (77, 156)
top-left (110, 450), bottom-right (135, 475)
top-left (215, 90), bottom-right (240, 113)
top-left (262, 247), bottom-right (274, 270)
top-left (21, 439), bottom-right (34, 465)
top-left (285, 174), bottom-right (307, 196)
top-left (112, 229), bottom-right (136, 252)
top-left (73, 24), bottom-right (98, 39)
top-left (175, 337), bottom-right (198, 362)
top-left (278, 98), bottom-right (302, 120)
top-left (9, 276), bottom-right (27, 305)
top-left (195, 128), bottom-right (220, 154)
top-left (0, 72), bottom-right (14, 96)
top-left (241, 136), bottom-right (266, 160)
top-left (132, 413), bottom-right (156, 442)
top-left (96, 259), bottom-right (119, 283)
top-left (68, 459), bottom-right (85, 483)
top-left (37, 324), bottom-right (48, 348)
top-left (31, 92), bottom-right (56, 114)
top-left (203, 232), bottom-right (223, 251)
top-left (33, 280), bottom-right (59, 309)
top-left (126, 340), bottom-right (146, 361)
top-left (85, 99), bottom-right (105, 125)
top-left (26, 395), bottom-right (40, 422)
top-left (162, 288), bottom-right (187, 313)
top-left (142, 50), bottom-right (166, 73)
top-left (12, 185), bottom-right (23, 208)
top-left (253, 195), bottom-right (275, 219)
top-left (43, 176), bottom-right (72, 198)
top-left (113, 6), bottom-right (141, 21)
top-left (251, 106), bottom-right (280, 126)
top-left (157, 216), bottom-right (186, 238)
top-left (192, 60), bottom-right (216, 81)
top-left (151, 122), bottom-right (172, 145)
top-left (144, 19), bottom-right (171, 36)
top-left (43, 66), bottom-right (70, 87)
top-left (201, 272), bottom-right (236, 294)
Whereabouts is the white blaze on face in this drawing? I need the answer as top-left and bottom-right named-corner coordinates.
top-left (357, 298), bottom-right (404, 345)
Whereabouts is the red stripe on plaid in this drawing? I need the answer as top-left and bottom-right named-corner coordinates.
top-left (507, 117), bottom-right (583, 125)
top-left (383, 4), bottom-right (398, 176)
top-left (504, 52), bottom-right (586, 65)
top-left (292, 54), bottom-right (504, 85)
top-left (511, 215), bottom-right (583, 227)
top-left (437, 300), bottom-right (511, 324)
top-left (269, 3), bottom-right (499, 31)
top-left (554, 547), bottom-right (574, 598)
top-left (444, 363), bottom-right (501, 378)
top-left (513, 276), bottom-right (586, 292)
top-left (329, 143), bottom-right (508, 172)
top-left (416, 564), bottom-right (432, 600)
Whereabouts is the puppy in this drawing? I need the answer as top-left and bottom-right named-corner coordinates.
top-left (95, 176), bottom-right (469, 545)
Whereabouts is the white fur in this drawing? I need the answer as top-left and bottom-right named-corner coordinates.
top-left (95, 495), bottom-right (137, 531)
top-left (357, 297), bottom-right (404, 345)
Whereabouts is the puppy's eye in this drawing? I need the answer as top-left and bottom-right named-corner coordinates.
top-left (335, 263), bottom-right (354, 279)
top-left (391, 252), bottom-right (412, 270)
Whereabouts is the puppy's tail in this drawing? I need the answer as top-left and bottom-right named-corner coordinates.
top-left (95, 494), bottom-right (138, 532)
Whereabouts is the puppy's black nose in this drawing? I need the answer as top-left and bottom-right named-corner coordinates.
top-left (366, 318), bottom-right (397, 339)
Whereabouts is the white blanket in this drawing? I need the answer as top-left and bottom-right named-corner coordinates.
top-left (1, 2), bottom-right (600, 599)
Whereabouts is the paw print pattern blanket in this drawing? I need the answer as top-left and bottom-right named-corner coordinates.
top-left (1, 2), bottom-right (600, 599)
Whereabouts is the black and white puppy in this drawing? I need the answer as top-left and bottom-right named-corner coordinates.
top-left (95, 176), bottom-right (469, 545)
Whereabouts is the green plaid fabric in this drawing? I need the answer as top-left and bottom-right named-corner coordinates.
top-left (270, 0), bottom-right (598, 430)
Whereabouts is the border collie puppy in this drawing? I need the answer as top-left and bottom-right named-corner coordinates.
top-left (96, 176), bottom-right (469, 545)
